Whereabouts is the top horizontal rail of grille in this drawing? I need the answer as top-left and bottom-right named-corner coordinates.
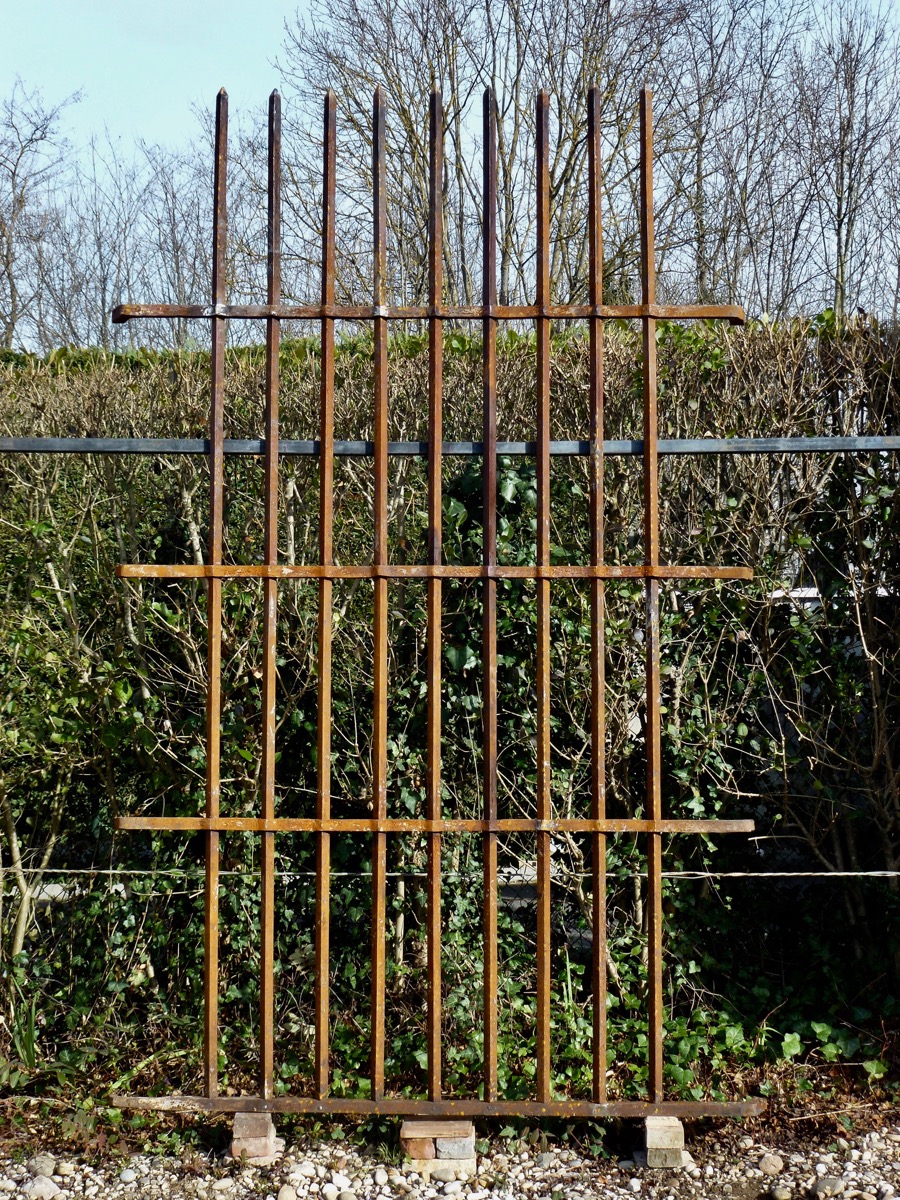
top-left (112, 301), bottom-right (745, 323)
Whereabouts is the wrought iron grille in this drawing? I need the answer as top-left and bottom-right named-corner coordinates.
top-left (103, 85), bottom-right (765, 1119)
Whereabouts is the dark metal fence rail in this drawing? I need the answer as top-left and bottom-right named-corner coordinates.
top-left (22, 82), bottom-right (892, 1121)
top-left (4, 435), bottom-right (899, 456)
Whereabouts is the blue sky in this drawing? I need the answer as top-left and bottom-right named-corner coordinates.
top-left (2, 0), bottom-right (303, 150)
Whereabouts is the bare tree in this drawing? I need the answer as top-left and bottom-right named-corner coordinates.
top-left (0, 80), bottom-right (77, 349)
top-left (277, 0), bottom-right (684, 309)
top-left (793, 1), bottom-right (899, 319)
top-left (2, 0), bottom-right (900, 350)
top-left (276, 0), bottom-right (900, 320)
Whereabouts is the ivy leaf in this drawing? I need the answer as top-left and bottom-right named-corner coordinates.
top-left (446, 644), bottom-right (475, 672)
top-left (781, 1032), bottom-right (802, 1059)
top-left (863, 1058), bottom-right (887, 1080)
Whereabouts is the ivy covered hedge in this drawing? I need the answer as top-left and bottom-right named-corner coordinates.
top-left (0, 316), bottom-right (898, 1101)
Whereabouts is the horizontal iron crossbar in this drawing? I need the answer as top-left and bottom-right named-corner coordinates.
top-left (112, 1094), bottom-right (766, 1118)
top-left (3, 435), bottom-right (898, 457)
top-left (117, 563), bottom-right (752, 581)
top-left (112, 301), bottom-right (745, 324)
top-left (115, 817), bottom-right (755, 834)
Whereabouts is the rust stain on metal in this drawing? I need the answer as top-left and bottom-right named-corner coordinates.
top-left (112, 84), bottom-right (759, 1121)
top-left (315, 87), bottom-right (337, 1104)
top-left (481, 86), bottom-right (500, 1107)
top-left (113, 302), bottom-right (746, 324)
top-left (116, 816), bottom-right (755, 835)
top-left (640, 88), bottom-right (666, 1106)
top-left (259, 87), bottom-right (281, 1104)
top-left (371, 85), bottom-right (389, 1105)
top-left (203, 86), bottom-right (228, 1102)
top-left (587, 84), bottom-right (608, 1105)
top-left (535, 89), bottom-right (552, 1105)
top-left (113, 1094), bottom-right (766, 1118)
top-left (117, 563), bottom-right (752, 581)
top-left (426, 88), bottom-right (444, 1104)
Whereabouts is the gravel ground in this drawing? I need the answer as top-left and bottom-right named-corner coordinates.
top-left (4, 1124), bottom-right (900, 1200)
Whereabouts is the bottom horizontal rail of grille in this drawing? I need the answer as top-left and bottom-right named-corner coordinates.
top-left (112, 1094), bottom-right (765, 1118)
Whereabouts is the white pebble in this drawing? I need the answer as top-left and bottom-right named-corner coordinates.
top-left (24, 1182), bottom-right (60, 1200)
top-left (119, 1169), bottom-right (138, 1185)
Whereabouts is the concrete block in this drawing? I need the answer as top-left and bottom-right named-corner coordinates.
top-left (644, 1117), bottom-right (685, 1169)
top-left (436, 1134), bottom-right (476, 1160)
top-left (233, 1112), bottom-right (274, 1139)
top-left (645, 1116), bottom-right (684, 1149)
top-left (646, 1146), bottom-right (684, 1168)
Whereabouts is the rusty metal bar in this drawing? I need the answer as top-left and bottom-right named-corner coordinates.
top-left (640, 88), bottom-right (665, 1106)
top-left (481, 86), bottom-right (499, 1104)
top-left (203, 87), bottom-right (228, 1101)
top-left (116, 816), bottom-right (756, 835)
top-left (119, 563), bottom-right (753, 581)
top-left (315, 87), bottom-right (337, 1102)
top-left (114, 1094), bottom-right (766, 1118)
top-left (370, 86), bottom-right (389, 1102)
top-left (426, 89), bottom-right (444, 1102)
top-left (534, 89), bottom-right (552, 1104)
top-left (259, 88), bottom-right (281, 1102)
top-left (587, 84), bottom-right (608, 1105)
top-left (113, 301), bottom-right (746, 323)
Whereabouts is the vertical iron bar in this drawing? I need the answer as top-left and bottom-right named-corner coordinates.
top-left (587, 84), bottom-right (608, 1104)
top-left (426, 89), bottom-right (444, 1102)
top-left (259, 89), bottom-right (281, 1101)
top-left (640, 88), bottom-right (664, 1105)
top-left (371, 86), bottom-right (389, 1103)
top-left (315, 89), bottom-right (337, 1102)
top-left (204, 87), bottom-right (228, 1100)
top-left (481, 87), bottom-right (499, 1103)
top-left (535, 90), bottom-right (552, 1104)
